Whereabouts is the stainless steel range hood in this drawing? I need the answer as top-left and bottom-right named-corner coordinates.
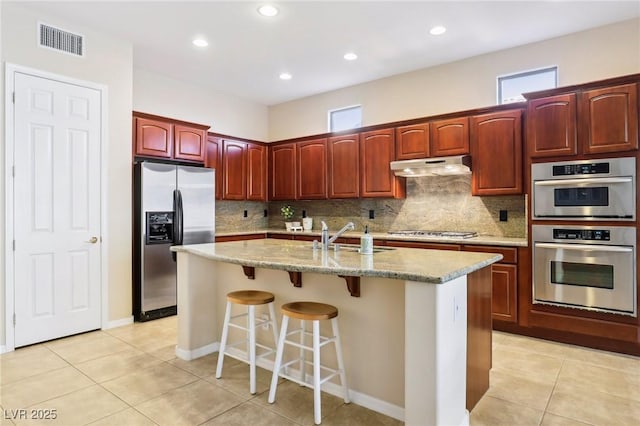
top-left (390, 155), bottom-right (472, 177)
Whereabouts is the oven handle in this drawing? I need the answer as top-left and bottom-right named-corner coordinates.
top-left (535, 242), bottom-right (633, 253)
top-left (534, 177), bottom-right (632, 186)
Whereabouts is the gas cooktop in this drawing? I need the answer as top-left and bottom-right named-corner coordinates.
top-left (387, 230), bottom-right (478, 239)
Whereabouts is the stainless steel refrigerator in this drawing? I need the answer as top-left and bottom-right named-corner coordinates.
top-left (133, 161), bottom-right (215, 321)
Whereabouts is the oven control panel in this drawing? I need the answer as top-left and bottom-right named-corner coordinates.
top-left (553, 228), bottom-right (610, 241)
top-left (552, 162), bottom-right (610, 176)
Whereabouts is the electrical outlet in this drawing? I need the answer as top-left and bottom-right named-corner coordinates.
top-left (260, 313), bottom-right (270, 330)
top-left (369, 209), bottom-right (375, 219)
top-left (499, 210), bottom-right (508, 222)
top-left (243, 210), bottom-right (248, 218)
top-left (302, 210), bottom-right (307, 218)
top-left (263, 209), bottom-right (268, 217)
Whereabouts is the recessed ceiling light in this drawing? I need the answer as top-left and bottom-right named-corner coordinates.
top-left (279, 72), bottom-right (292, 80)
top-left (429, 26), bottom-right (446, 36)
top-left (192, 38), bottom-right (208, 47)
top-left (343, 52), bottom-right (358, 61)
top-left (258, 4), bottom-right (279, 17)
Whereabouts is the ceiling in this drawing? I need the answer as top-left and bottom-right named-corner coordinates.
top-left (12, 1), bottom-right (640, 106)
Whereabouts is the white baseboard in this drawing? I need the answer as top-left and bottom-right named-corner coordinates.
top-left (104, 316), bottom-right (134, 330)
top-left (220, 346), bottom-right (405, 422)
top-left (0, 345), bottom-right (10, 354)
top-left (176, 342), bottom-right (219, 361)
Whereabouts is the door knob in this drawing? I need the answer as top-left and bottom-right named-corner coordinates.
top-left (87, 236), bottom-right (98, 244)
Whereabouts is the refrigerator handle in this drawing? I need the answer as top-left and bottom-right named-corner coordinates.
top-left (172, 189), bottom-right (184, 261)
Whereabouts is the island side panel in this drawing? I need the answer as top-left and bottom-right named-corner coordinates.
top-left (466, 266), bottom-right (492, 411)
top-left (405, 276), bottom-right (469, 426)
top-left (176, 252), bottom-right (221, 359)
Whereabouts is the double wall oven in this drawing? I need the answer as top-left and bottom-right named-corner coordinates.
top-left (531, 157), bottom-right (637, 317)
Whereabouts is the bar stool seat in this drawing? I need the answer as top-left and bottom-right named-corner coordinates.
top-left (268, 301), bottom-right (349, 425)
top-left (216, 290), bottom-right (278, 394)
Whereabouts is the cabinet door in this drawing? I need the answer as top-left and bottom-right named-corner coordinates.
top-left (205, 135), bottom-right (223, 200)
top-left (174, 125), bottom-right (206, 162)
top-left (491, 264), bottom-right (518, 323)
top-left (527, 93), bottom-right (577, 157)
top-left (297, 138), bottom-right (328, 200)
top-left (328, 134), bottom-right (360, 198)
top-left (360, 129), bottom-right (405, 198)
top-left (470, 109), bottom-right (523, 196)
top-left (247, 143), bottom-right (267, 201)
top-left (396, 123), bottom-right (430, 160)
top-left (270, 143), bottom-right (297, 200)
top-left (134, 117), bottom-right (173, 158)
top-left (580, 83), bottom-right (638, 154)
top-left (222, 140), bottom-right (247, 200)
top-left (430, 117), bottom-right (469, 156)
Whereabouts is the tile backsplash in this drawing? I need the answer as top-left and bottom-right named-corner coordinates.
top-left (216, 175), bottom-right (526, 238)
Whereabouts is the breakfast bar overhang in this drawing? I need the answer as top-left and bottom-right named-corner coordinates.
top-left (171, 239), bottom-right (502, 426)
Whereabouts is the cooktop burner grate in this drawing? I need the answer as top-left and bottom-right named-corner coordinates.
top-left (388, 230), bottom-right (478, 238)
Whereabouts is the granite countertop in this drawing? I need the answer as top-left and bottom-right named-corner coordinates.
top-left (171, 239), bottom-right (502, 284)
top-left (215, 229), bottom-right (528, 247)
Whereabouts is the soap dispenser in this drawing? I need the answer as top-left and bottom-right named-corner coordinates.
top-left (360, 225), bottom-right (373, 255)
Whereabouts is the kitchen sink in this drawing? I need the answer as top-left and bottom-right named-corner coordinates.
top-left (311, 243), bottom-right (396, 253)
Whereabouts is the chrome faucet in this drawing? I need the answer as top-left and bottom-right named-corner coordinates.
top-left (320, 221), bottom-right (355, 250)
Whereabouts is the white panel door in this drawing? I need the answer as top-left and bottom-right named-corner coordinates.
top-left (13, 72), bottom-right (102, 347)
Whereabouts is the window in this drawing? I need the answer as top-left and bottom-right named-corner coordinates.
top-left (328, 105), bottom-right (362, 132)
top-left (498, 66), bottom-right (558, 104)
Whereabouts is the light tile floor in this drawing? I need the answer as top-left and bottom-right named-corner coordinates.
top-left (1, 316), bottom-right (638, 425)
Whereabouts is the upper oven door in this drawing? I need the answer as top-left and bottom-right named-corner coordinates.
top-left (533, 176), bottom-right (635, 220)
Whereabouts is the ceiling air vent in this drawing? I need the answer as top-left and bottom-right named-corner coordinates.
top-left (38, 23), bottom-right (84, 57)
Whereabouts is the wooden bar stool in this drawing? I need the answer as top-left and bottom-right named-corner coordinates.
top-left (268, 301), bottom-right (349, 425)
top-left (215, 290), bottom-right (278, 394)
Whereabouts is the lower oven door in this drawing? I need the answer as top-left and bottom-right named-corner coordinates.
top-left (533, 241), bottom-right (636, 316)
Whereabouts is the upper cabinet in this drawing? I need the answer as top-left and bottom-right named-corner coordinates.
top-left (133, 113), bottom-right (208, 162)
top-left (270, 143), bottom-right (297, 201)
top-left (395, 123), bottom-right (430, 160)
top-left (134, 117), bottom-right (173, 159)
top-left (360, 128), bottom-right (406, 198)
top-left (430, 117), bottom-right (470, 157)
top-left (246, 143), bottom-right (267, 201)
top-left (470, 109), bottom-right (523, 196)
top-left (526, 81), bottom-right (638, 158)
top-left (205, 135), bottom-right (223, 200)
top-left (526, 93), bottom-right (577, 158)
top-left (222, 140), bottom-right (247, 200)
top-left (579, 83), bottom-right (638, 154)
top-left (174, 125), bottom-right (207, 162)
top-left (297, 138), bottom-right (328, 200)
top-left (328, 134), bottom-right (360, 198)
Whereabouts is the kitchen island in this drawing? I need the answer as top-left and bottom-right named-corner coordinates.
top-left (171, 239), bottom-right (502, 425)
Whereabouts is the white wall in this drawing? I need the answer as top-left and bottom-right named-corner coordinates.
top-left (133, 69), bottom-right (268, 141)
top-left (268, 18), bottom-right (640, 141)
top-left (1, 2), bottom-right (134, 345)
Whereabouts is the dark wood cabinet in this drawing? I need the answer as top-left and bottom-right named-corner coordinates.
top-left (328, 134), bottom-right (360, 198)
top-left (526, 93), bottom-right (577, 158)
top-left (297, 138), bottom-right (328, 199)
top-left (205, 135), bottom-right (223, 200)
top-left (579, 83), bottom-right (638, 154)
top-left (395, 123), bottom-right (430, 160)
top-left (270, 143), bottom-right (297, 200)
top-left (247, 143), bottom-right (267, 201)
top-left (222, 140), bottom-right (247, 200)
top-left (134, 117), bottom-right (173, 159)
top-left (463, 245), bottom-right (518, 324)
top-left (470, 109), bottom-right (523, 196)
top-left (359, 128), bottom-right (405, 198)
top-left (430, 117), bottom-right (469, 156)
top-left (133, 113), bottom-right (209, 162)
top-left (174, 125), bottom-right (206, 162)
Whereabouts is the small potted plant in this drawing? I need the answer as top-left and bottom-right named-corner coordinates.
top-left (281, 205), bottom-right (297, 230)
